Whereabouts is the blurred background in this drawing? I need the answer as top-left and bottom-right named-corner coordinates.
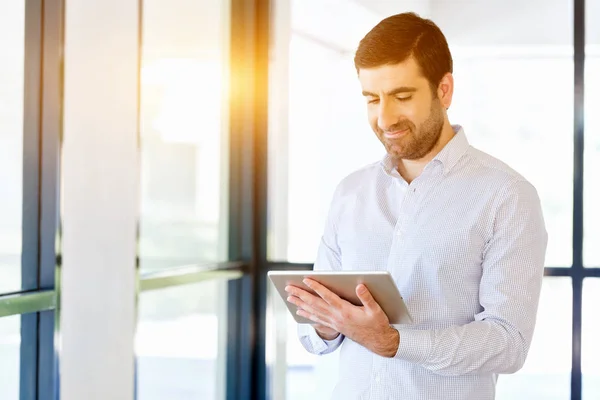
top-left (0, 0), bottom-right (599, 399)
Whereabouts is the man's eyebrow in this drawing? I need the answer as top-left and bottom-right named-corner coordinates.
top-left (362, 87), bottom-right (418, 97)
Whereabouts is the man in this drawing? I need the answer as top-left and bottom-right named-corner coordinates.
top-left (284, 12), bottom-right (548, 400)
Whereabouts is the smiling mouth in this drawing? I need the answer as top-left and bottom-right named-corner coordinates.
top-left (383, 128), bottom-right (409, 139)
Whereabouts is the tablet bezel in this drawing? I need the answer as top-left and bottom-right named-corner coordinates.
top-left (268, 270), bottom-right (413, 325)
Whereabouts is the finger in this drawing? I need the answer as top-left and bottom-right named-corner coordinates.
top-left (287, 295), bottom-right (333, 324)
top-left (303, 278), bottom-right (346, 308)
top-left (285, 285), bottom-right (318, 301)
top-left (356, 284), bottom-right (380, 311)
top-left (284, 284), bottom-right (308, 295)
top-left (296, 309), bottom-right (333, 328)
top-left (286, 285), bottom-right (330, 311)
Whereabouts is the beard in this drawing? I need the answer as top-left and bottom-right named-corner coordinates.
top-left (376, 99), bottom-right (445, 161)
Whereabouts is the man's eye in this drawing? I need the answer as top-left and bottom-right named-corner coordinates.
top-left (367, 98), bottom-right (379, 104)
top-left (397, 96), bottom-right (412, 102)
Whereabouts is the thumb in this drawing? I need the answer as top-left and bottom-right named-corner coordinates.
top-left (356, 284), bottom-right (377, 309)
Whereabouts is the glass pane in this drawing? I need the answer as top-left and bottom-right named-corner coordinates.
top-left (583, 279), bottom-right (600, 398)
top-left (139, 0), bottom-right (230, 272)
top-left (0, 1), bottom-right (25, 292)
top-left (136, 280), bottom-right (228, 400)
top-left (268, 0), bottom-right (573, 266)
top-left (266, 276), bottom-right (339, 400)
top-left (584, 0), bottom-right (600, 267)
top-left (0, 315), bottom-right (20, 399)
top-left (268, 0), bottom-right (386, 262)
top-left (496, 278), bottom-right (572, 399)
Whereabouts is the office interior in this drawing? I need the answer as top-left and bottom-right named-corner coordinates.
top-left (0, 0), bottom-right (599, 399)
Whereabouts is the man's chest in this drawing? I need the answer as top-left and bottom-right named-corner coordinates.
top-left (334, 180), bottom-right (493, 322)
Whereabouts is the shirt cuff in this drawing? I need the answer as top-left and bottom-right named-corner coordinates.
top-left (307, 325), bottom-right (344, 354)
top-left (393, 327), bottom-right (433, 364)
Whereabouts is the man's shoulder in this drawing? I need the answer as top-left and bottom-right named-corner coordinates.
top-left (465, 146), bottom-right (529, 185)
top-left (462, 146), bottom-right (544, 208)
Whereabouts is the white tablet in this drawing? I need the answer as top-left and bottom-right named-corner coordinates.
top-left (268, 270), bottom-right (413, 325)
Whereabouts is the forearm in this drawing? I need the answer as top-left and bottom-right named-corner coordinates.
top-left (394, 318), bottom-right (527, 376)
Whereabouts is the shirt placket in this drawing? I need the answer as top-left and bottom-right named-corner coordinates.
top-left (370, 179), bottom-right (417, 399)
top-left (386, 178), bottom-right (417, 274)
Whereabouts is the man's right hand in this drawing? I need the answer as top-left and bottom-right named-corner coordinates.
top-left (314, 324), bottom-right (340, 341)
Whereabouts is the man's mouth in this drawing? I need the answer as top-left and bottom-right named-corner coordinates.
top-left (383, 128), bottom-right (409, 139)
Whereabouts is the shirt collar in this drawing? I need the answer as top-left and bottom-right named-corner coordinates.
top-left (381, 153), bottom-right (398, 177)
top-left (380, 124), bottom-right (470, 177)
top-left (432, 124), bottom-right (470, 176)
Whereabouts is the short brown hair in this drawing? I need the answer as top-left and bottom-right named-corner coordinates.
top-left (354, 12), bottom-right (453, 91)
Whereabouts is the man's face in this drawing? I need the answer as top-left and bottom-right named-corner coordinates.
top-left (358, 57), bottom-right (445, 161)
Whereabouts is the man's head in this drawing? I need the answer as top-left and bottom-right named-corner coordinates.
top-left (354, 12), bottom-right (454, 161)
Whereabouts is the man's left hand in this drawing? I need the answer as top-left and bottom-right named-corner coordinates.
top-left (285, 278), bottom-right (399, 358)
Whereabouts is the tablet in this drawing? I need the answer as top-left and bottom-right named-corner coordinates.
top-left (268, 270), bottom-right (413, 325)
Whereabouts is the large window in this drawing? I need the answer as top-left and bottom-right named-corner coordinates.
top-left (136, 0), bottom-right (235, 399)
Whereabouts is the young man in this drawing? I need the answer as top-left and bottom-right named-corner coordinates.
top-left (284, 12), bottom-right (548, 400)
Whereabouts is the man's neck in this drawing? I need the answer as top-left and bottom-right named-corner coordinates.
top-left (397, 122), bottom-right (455, 184)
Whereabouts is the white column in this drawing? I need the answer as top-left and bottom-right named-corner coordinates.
top-left (60, 1), bottom-right (139, 399)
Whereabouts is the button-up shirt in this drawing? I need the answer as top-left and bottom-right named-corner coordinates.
top-left (298, 125), bottom-right (548, 400)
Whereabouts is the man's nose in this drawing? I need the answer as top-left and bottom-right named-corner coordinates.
top-left (377, 103), bottom-right (397, 132)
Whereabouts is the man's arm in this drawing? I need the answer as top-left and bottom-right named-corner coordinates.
top-left (393, 180), bottom-right (548, 376)
top-left (297, 187), bottom-right (346, 355)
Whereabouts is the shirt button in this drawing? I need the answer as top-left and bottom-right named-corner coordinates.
top-left (375, 375), bottom-right (381, 383)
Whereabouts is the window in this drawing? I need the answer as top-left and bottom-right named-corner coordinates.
top-left (0, 0), bottom-right (26, 294)
top-left (266, 277), bottom-right (339, 400)
top-left (0, 1), bottom-right (59, 399)
top-left (496, 278), bottom-right (572, 399)
top-left (583, 0), bottom-right (600, 267)
top-left (136, 1), bottom-right (236, 398)
top-left (0, 316), bottom-right (20, 399)
top-left (139, 0), bottom-right (231, 272)
top-left (136, 280), bottom-right (229, 400)
top-left (582, 279), bottom-right (600, 398)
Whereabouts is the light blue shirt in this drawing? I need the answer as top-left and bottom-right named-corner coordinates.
top-left (298, 125), bottom-right (548, 400)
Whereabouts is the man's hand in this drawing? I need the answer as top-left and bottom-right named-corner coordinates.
top-left (285, 278), bottom-right (399, 358)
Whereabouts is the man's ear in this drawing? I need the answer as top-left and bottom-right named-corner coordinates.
top-left (437, 72), bottom-right (454, 110)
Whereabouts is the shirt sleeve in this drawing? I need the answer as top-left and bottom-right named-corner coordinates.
top-left (393, 179), bottom-right (548, 376)
top-left (297, 185), bottom-right (346, 355)
top-left (298, 324), bottom-right (345, 355)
